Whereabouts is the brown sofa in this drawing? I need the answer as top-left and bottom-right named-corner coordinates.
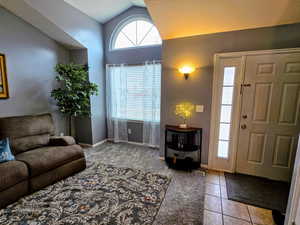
top-left (0, 113), bottom-right (86, 208)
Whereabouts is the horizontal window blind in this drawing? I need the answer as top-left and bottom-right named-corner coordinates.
top-left (109, 64), bottom-right (161, 122)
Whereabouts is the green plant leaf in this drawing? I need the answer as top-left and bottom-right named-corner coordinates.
top-left (51, 63), bottom-right (99, 117)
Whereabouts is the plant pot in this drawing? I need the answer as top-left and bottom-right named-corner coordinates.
top-left (179, 124), bottom-right (188, 128)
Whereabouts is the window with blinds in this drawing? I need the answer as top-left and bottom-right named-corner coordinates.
top-left (110, 64), bottom-right (161, 122)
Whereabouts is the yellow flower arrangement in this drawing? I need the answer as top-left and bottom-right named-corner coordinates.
top-left (175, 102), bottom-right (195, 128)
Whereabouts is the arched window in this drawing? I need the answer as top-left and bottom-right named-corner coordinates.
top-left (111, 18), bottom-right (162, 50)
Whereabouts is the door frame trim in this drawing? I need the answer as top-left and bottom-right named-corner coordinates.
top-left (208, 47), bottom-right (300, 172)
top-left (285, 135), bottom-right (300, 225)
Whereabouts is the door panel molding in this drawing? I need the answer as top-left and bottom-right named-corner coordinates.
top-left (278, 83), bottom-right (300, 126)
top-left (285, 62), bottom-right (300, 74)
top-left (247, 132), bottom-right (266, 164)
top-left (272, 135), bottom-right (294, 168)
top-left (253, 83), bottom-right (273, 123)
top-left (256, 63), bottom-right (276, 76)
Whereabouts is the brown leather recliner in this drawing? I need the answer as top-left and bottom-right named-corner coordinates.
top-left (0, 113), bottom-right (86, 208)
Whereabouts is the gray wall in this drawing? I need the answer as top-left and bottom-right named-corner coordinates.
top-left (104, 6), bottom-right (162, 143)
top-left (162, 23), bottom-right (300, 164)
top-left (0, 6), bottom-right (69, 134)
top-left (25, 0), bottom-right (106, 145)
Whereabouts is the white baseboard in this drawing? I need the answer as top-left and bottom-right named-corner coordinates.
top-left (126, 141), bottom-right (147, 146)
top-left (79, 139), bottom-right (107, 148)
top-left (93, 139), bottom-right (107, 147)
top-left (106, 139), bottom-right (159, 148)
top-left (78, 143), bottom-right (92, 148)
top-left (89, 138), bottom-right (156, 148)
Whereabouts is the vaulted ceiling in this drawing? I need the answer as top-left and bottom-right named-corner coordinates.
top-left (145, 0), bottom-right (300, 40)
top-left (64, 0), bottom-right (145, 23)
top-left (2, 0), bottom-right (300, 44)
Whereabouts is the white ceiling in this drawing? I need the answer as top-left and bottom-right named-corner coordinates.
top-left (64, 0), bottom-right (145, 23)
top-left (145, 0), bottom-right (300, 40)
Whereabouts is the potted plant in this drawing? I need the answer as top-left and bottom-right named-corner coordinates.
top-left (51, 63), bottom-right (98, 136)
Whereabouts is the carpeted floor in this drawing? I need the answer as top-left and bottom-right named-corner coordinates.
top-left (86, 142), bottom-right (206, 225)
top-left (225, 172), bottom-right (290, 213)
top-left (0, 162), bottom-right (170, 225)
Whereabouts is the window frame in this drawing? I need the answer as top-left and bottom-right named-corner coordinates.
top-left (109, 15), bottom-right (162, 51)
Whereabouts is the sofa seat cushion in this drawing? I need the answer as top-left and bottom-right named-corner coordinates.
top-left (16, 145), bottom-right (84, 177)
top-left (0, 160), bottom-right (29, 192)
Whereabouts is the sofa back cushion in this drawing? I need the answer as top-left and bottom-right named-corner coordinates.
top-left (0, 114), bottom-right (55, 154)
top-left (10, 134), bottom-right (50, 155)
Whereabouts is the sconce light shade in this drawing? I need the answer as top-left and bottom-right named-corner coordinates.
top-left (179, 66), bottom-right (195, 80)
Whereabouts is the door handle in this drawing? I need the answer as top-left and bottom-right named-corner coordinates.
top-left (241, 124), bottom-right (247, 129)
top-left (240, 84), bottom-right (251, 95)
top-left (242, 84), bottom-right (251, 87)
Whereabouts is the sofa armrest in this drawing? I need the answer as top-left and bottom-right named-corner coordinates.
top-left (49, 136), bottom-right (76, 146)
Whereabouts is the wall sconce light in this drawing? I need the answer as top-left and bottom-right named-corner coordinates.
top-left (179, 66), bottom-right (195, 80)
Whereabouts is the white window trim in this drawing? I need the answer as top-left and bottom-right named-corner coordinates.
top-left (208, 47), bottom-right (300, 173)
top-left (208, 56), bottom-right (244, 172)
top-left (109, 15), bottom-right (162, 51)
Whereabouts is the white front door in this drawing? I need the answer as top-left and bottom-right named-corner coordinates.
top-left (236, 53), bottom-right (300, 181)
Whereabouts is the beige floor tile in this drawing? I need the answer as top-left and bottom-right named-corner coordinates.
top-left (220, 175), bottom-right (226, 186)
top-left (221, 185), bottom-right (228, 199)
top-left (204, 194), bottom-right (222, 213)
top-left (220, 179), bottom-right (226, 186)
top-left (205, 183), bottom-right (221, 197)
top-left (222, 199), bottom-right (251, 221)
top-left (223, 215), bottom-right (251, 225)
top-left (248, 205), bottom-right (275, 225)
top-left (206, 173), bottom-right (220, 185)
top-left (203, 210), bottom-right (223, 225)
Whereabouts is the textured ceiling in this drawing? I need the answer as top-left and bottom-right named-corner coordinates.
top-left (64, 0), bottom-right (145, 23)
top-left (145, 0), bottom-right (300, 40)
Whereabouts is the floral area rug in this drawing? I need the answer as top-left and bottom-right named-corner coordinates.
top-left (0, 162), bottom-right (170, 225)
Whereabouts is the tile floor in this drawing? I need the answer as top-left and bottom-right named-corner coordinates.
top-left (204, 170), bottom-right (276, 225)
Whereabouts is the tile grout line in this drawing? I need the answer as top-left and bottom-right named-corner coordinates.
top-left (205, 192), bottom-right (221, 198)
top-left (221, 172), bottom-right (252, 225)
top-left (205, 208), bottom-right (253, 224)
top-left (246, 205), bottom-right (254, 225)
top-left (206, 171), bottom-right (255, 225)
top-left (222, 212), bottom-right (254, 224)
top-left (219, 173), bottom-right (225, 225)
